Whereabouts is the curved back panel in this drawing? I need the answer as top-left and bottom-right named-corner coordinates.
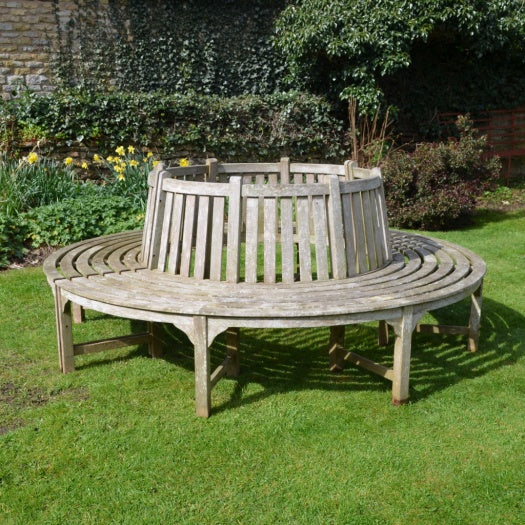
top-left (141, 159), bottom-right (392, 283)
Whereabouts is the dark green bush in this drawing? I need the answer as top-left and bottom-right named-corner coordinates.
top-left (0, 214), bottom-right (28, 269)
top-left (5, 90), bottom-right (347, 160)
top-left (382, 116), bottom-right (501, 230)
top-left (23, 195), bottom-right (144, 248)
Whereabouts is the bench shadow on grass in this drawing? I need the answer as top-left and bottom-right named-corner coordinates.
top-left (156, 297), bottom-right (523, 412)
top-left (77, 296), bottom-right (523, 413)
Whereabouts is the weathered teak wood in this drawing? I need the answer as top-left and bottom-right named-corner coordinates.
top-left (44, 159), bottom-right (487, 418)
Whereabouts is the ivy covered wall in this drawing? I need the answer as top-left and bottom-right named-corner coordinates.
top-left (52, 0), bottom-right (289, 95)
top-left (1, 0), bottom-right (288, 96)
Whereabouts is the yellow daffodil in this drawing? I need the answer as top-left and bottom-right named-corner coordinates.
top-left (81, 162), bottom-right (88, 169)
top-left (27, 152), bottom-right (39, 164)
top-left (146, 151), bottom-right (153, 158)
top-left (93, 154), bottom-right (102, 163)
top-left (118, 174), bottom-right (125, 181)
top-left (107, 155), bottom-right (115, 162)
top-left (129, 159), bottom-right (139, 167)
top-left (152, 160), bottom-right (159, 167)
top-left (127, 145), bottom-right (135, 154)
top-left (114, 165), bottom-right (125, 174)
top-left (115, 146), bottom-right (125, 156)
top-left (64, 157), bottom-right (73, 166)
top-left (179, 158), bottom-right (190, 167)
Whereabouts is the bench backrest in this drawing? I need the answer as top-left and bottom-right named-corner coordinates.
top-left (141, 159), bottom-right (391, 283)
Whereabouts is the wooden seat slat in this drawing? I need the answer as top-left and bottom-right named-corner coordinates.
top-left (106, 239), bottom-right (142, 274)
top-left (122, 245), bottom-right (145, 271)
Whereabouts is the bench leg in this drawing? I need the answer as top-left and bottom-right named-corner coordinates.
top-left (225, 327), bottom-right (240, 377)
top-left (329, 325), bottom-right (346, 372)
top-left (378, 320), bottom-right (389, 346)
top-left (468, 283), bottom-right (483, 353)
top-left (147, 322), bottom-right (164, 358)
top-left (391, 307), bottom-right (423, 405)
top-left (193, 316), bottom-right (211, 418)
top-left (72, 303), bottom-right (85, 324)
top-left (54, 287), bottom-right (75, 373)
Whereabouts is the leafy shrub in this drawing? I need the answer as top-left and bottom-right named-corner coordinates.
top-left (4, 90), bottom-right (347, 160)
top-left (0, 214), bottom-right (27, 269)
top-left (23, 195), bottom-right (144, 248)
top-left (382, 116), bottom-right (501, 229)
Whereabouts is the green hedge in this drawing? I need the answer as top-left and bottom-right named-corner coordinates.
top-left (6, 90), bottom-right (348, 161)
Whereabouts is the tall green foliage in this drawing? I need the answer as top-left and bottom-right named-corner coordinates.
top-left (274, 0), bottom-right (525, 114)
top-left (51, 0), bottom-right (288, 95)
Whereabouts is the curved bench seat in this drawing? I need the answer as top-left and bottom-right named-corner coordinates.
top-left (47, 230), bottom-right (483, 319)
top-left (44, 159), bottom-right (486, 417)
top-left (45, 229), bottom-right (485, 416)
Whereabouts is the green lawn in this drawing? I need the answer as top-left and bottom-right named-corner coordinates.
top-left (1, 209), bottom-right (524, 524)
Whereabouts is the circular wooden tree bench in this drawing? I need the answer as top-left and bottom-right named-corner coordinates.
top-left (44, 159), bottom-right (486, 417)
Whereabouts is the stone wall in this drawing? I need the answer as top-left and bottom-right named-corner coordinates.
top-left (0, 0), bottom-right (90, 97)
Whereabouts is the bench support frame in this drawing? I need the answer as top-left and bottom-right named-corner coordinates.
top-left (54, 282), bottom-right (483, 417)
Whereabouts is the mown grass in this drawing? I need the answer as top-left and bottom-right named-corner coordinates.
top-left (0, 209), bottom-right (524, 524)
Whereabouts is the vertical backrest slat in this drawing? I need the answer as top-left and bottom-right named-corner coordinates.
top-left (279, 157), bottom-right (294, 283)
top-left (369, 188), bottom-right (386, 267)
top-left (373, 167), bottom-right (392, 262)
top-left (327, 176), bottom-right (347, 279)
top-left (342, 192), bottom-right (357, 276)
top-left (141, 162), bottom-right (164, 266)
top-left (280, 195), bottom-right (295, 283)
top-left (194, 196), bottom-right (210, 279)
top-left (255, 173), bottom-right (265, 240)
top-left (312, 194), bottom-right (329, 281)
top-left (209, 197), bottom-right (225, 281)
top-left (167, 193), bottom-right (185, 274)
top-left (141, 184), bottom-right (156, 264)
top-left (362, 190), bottom-right (378, 270)
top-left (146, 167), bottom-right (173, 269)
top-left (157, 191), bottom-right (174, 271)
top-left (352, 191), bottom-right (367, 273)
top-left (244, 196), bottom-right (259, 283)
top-left (280, 157), bottom-right (290, 184)
top-left (206, 158), bottom-right (218, 182)
top-left (226, 176), bottom-right (242, 283)
top-left (263, 197), bottom-right (277, 283)
top-left (344, 160), bottom-right (356, 180)
top-left (179, 195), bottom-right (196, 277)
top-left (296, 196), bottom-right (312, 281)
top-left (306, 173), bottom-right (316, 236)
